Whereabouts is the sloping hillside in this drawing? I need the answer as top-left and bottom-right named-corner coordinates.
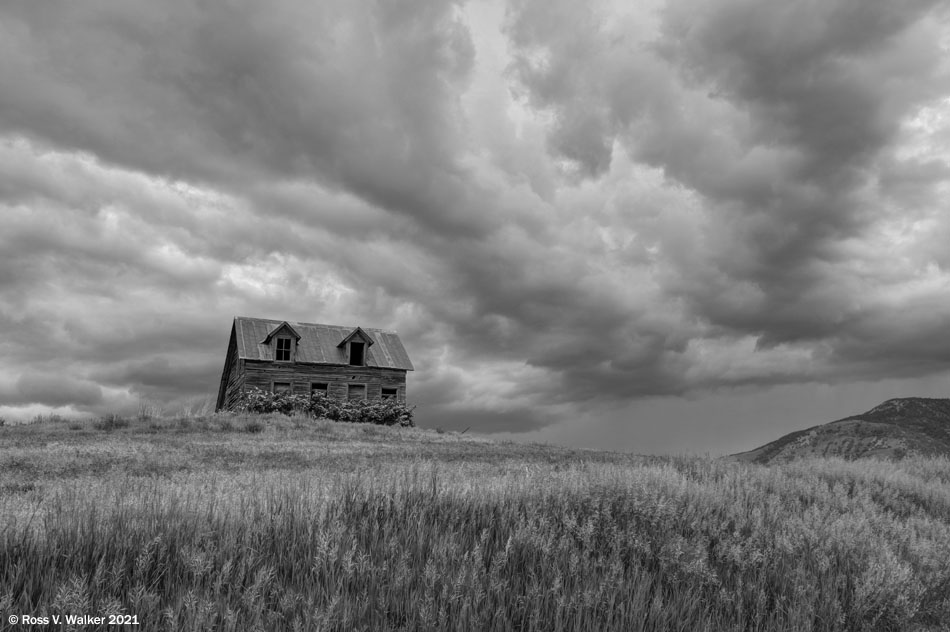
top-left (3, 412), bottom-right (950, 630)
top-left (734, 397), bottom-right (950, 464)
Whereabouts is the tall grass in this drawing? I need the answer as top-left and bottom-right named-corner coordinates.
top-left (1, 416), bottom-right (949, 631)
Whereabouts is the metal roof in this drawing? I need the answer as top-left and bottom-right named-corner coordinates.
top-left (232, 317), bottom-right (414, 371)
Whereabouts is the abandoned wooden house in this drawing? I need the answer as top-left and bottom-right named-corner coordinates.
top-left (215, 316), bottom-right (413, 411)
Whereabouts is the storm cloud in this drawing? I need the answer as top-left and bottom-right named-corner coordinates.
top-left (1, 0), bottom-right (949, 450)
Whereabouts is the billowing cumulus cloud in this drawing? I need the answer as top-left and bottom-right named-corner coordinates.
top-left (0, 0), bottom-right (948, 451)
top-left (0, 0), bottom-right (486, 235)
top-left (504, 0), bottom-right (950, 380)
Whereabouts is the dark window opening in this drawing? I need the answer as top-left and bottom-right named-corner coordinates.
top-left (348, 384), bottom-right (366, 401)
top-left (349, 342), bottom-right (364, 366)
top-left (276, 337), bottom-right (292, 362)
top-left (311, 382), bottom-right (329, 396)
top-left (381, 388), bottom-right (397, 400)
top-left (273, 382), bottom-right (291, 394)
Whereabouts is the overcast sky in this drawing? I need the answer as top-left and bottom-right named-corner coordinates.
top-left (2, 0), bottom-right (949, 454)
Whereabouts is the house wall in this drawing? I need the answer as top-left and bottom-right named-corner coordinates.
top-left (242, 360), bottom-right (407, 403)
top-left (225, 360), bottom-right (246, 409)
top-left (216, 328), bottom-right (247, 411)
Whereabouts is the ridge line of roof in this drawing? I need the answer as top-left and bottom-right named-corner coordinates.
top-left (234, 316), bottom-right (401, 334)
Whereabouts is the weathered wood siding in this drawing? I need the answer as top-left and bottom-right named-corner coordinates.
top-left (225, 360), bottom-right (246, 409)
top-left (216, 327), bottom-right (246, 411)
top-left (243, 361), bottom-right (407, 403)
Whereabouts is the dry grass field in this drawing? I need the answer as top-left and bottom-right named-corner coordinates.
top-left (2, 412), bottom-right (950, 631)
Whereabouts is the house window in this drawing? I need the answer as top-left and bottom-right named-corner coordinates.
top-left (311, 382), bottom-right (329, 396)
top-left (347, 384), bottom-right (366, 401)
top-left (276, 337), bottom-right (292, 362)
top-left (273, 382), bottom-right (292, 394)
top-left (348, 342), bottom-right (364, 366)
top-left (381, 387), bottom-right (397, 400)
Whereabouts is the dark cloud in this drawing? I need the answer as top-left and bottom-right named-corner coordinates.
top-left (0, 0), bottom-right (488, 237)
top-left (0, 0), bottom-right (948, 449)
top-left (503, 0), bottom-right (950, 391)
top-left (2, 373), bottom-right (104, 408)
top-left (91, 356), bottom-right (222, 397)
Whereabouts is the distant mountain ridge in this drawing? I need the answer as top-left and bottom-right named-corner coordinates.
top-left (733, 397), bottom-right (950, 464)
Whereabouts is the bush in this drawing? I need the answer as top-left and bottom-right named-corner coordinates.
top-left (237, 388), bottom-right (414, 427)
top-left (238, 389), bottom-right (308, 416)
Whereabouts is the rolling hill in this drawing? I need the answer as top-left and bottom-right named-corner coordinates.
top-left (2, 412), bottom-right (950, 629)
top-left (733, 397), bottom-right (950, 464)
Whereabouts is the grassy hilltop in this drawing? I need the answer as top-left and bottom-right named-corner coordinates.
top-left (2, 412), bottom-right (950, 631)
top-left (734, 398), bottom-right (950, 464)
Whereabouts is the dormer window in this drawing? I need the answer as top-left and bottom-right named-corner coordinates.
top-left (337, 326), bottom-right (374, 367)
top-left (261, 322), bottom-right (301, 363)
top-left (276, 337), bottom-right (292, 362)
top-left (349, 342), bottom-right (364, 366)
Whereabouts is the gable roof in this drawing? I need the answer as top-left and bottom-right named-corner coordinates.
top-left (232, 317), bottom-right (414, 370)
top-left (337, 326), bottom-right (374, 348)
top-left (261, 321), bottom-right (302, 343)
